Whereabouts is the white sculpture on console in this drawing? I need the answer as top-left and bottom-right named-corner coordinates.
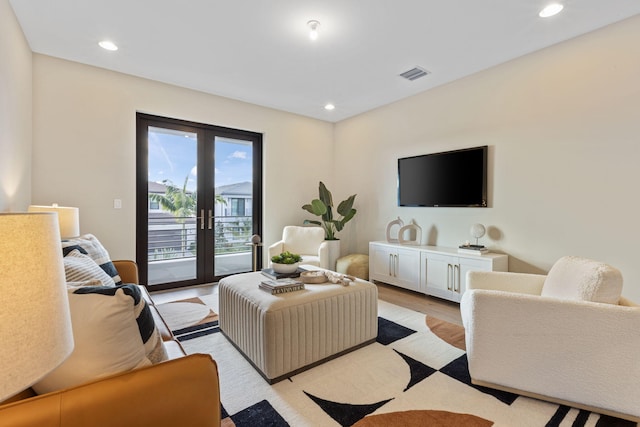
top-left (469, 223), bottom-right (486, 248)
top-left (385, 217), bottom-right (404, 243)
top-left (398, 220), bottom-right (422, 246)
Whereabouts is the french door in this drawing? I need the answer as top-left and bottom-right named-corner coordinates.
top-left (136, 113), bottom-right (262, 290)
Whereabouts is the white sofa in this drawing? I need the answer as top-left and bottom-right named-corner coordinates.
top-left (460, 256), bottom-right (640, 422)
top-left (268, 225), bottom-right (329, 269)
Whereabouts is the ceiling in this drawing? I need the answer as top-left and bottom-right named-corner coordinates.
top-left (9, 1), bottom-right (640, 122)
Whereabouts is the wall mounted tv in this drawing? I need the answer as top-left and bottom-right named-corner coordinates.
top-left (398, 146), bottom-right (488, 207)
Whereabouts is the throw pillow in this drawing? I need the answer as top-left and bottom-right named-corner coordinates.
top-left (541, 256), bottom-right (623, 304)
top-left (61, 234), bottom-right (122, 285)
top-left (63, 249), bottom-right (115, 287)
top-left (128, 285), bottom-right (167, 364)
top-left (33, 284), bottom-right (167, 394)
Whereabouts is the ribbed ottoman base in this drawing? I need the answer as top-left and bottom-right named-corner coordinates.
top-left (219, 271), bottom-right (378, 383)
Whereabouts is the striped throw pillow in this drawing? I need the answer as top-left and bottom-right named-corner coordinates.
top-left (63, 249), bottom-right (115, 287)
top-left (61, 234), bottom-right (122, 285)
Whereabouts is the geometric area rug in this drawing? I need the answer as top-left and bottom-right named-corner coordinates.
top-left (156, 297), bottom-right (636, 427)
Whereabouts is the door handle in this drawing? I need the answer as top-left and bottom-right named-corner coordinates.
top-left (208, 209), bottom-right (213, 230)
top-left (454, 264), bottom-right (460, 292)
top-left (198, 209), bottom-right (205, 230)
top-left (447, 264), bottom-right (453, 290)
top-left (424, 258), bottom-right (428, 286)
top-left (394, 254), bottom-right (398, 277)
top-left (389, 254), bottom-right (393, 276)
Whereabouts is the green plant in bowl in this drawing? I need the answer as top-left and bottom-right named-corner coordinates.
top-left (271, 251), bottom-right (303, 273)
top-left (271, 251), bottom-right (302, 264)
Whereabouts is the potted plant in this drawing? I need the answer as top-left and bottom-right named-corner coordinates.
top-left (302, 181), bottom-right (357, 271)
top-left (301, 181), bottom-right (357, 241)
top-left (271, 251), bottom-right (302, 273)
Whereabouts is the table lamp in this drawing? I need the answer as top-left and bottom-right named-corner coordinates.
top-left (0, 213), bottom-right (74, 402)
top-left (28, 204), bottom-right (80, 239)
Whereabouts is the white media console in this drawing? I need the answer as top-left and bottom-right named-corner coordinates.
top-left (369, 241), bottom-right (508, 303)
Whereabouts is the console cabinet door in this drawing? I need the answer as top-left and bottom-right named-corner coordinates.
top-left (423, 252), bottom-right (455, 300)
top-left (370, 243), bottom-right (395, 283)
top-left (394, 247), bottom-right (421, 291)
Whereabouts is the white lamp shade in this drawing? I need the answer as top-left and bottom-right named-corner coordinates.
top-left (0, 213), bottom-right (74, 401)
top-left (28, 204), bottom-right (80, 239)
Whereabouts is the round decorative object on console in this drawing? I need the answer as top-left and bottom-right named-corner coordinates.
top-left (470, 223), bottom-right (486, 247)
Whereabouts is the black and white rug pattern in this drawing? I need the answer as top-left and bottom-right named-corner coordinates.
top-left (163, 299), bottom-right (635, 427)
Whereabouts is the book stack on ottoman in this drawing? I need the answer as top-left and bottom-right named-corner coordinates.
top-left (218, 268), bottom-right (378, 383)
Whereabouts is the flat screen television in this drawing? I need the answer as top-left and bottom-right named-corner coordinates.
top-left (398, 146), bottom-right (488, 207)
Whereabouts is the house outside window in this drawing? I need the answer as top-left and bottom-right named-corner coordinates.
top-left (230, 198), bottom-right (245, 216)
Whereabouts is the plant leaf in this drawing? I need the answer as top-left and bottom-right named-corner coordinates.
top-left (319, 181), bottom-right (333, 207)
top-left (323, 205), bottom-right (334, 222)
top-left (337, 195), bottom-right (356, 216)
top-left (342, 208), bottom-right (356, 224)
top-left (310, 199), bottom-right (327, 216)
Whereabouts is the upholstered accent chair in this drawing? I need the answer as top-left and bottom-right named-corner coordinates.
top-left (460, 256), bottom-right (640, 422)
top-left (268, 226), bottom-right (329, 269)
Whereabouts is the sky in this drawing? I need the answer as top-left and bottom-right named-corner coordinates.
top-left (148, 129), bottom-right (253, 192)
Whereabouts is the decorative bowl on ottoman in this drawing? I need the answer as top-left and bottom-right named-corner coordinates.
top-left (271, 262), bottom-right (300, 274)
top-left (270, 251), bottom-right (302, 273)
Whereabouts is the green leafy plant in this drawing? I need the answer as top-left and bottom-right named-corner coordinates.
top-left (271, 251), bottom-right (302, 265)
top-left (302, 181), bottom-right (357, 240)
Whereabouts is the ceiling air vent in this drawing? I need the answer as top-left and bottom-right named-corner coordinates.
top-left (399, 66), bottom-right (430, 81)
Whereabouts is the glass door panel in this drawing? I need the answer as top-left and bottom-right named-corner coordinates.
top-left (213, 137), bottom-right (254, 276)
top-left (147, 126), bottom-right (198, 285)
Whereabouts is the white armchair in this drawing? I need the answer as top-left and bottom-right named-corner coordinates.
top-left (460, 256), bottom-right (640, 422)
top-left (268, 226), bottom-right (329, 269)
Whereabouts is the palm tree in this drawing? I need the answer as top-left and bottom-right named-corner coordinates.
top-left (215, 193), bottom-right (227, 207)
top-left (149, 176), bottom-right (229, 257)
top-left (149, 176), bottom-right (197, 256)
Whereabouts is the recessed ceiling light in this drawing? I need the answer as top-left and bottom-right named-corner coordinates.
top-left (324, 103), bottom-right (335, 111)
top-left (539, 3), bottom-right (564, 18)
top-left (308, 20), bottom-right (320, 41)
top-left (98, 40), bottom-right (118, 51)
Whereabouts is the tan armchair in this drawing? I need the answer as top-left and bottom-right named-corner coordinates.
top-left (268, 226), bottom-right (329, 269)
top-left (460, 256), bottom-right (640, 422)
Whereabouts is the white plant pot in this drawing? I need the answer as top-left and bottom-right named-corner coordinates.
top-left (271, 262), bottom-right (299, 274)
top-left (325, 240), bottom-right (341, 271)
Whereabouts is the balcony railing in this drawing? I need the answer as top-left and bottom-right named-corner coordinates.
top-left (148, 215), bottom-right (253, 261)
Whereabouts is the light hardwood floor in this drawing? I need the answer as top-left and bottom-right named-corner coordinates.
top-left (150, 280), bottom-right (462, 326)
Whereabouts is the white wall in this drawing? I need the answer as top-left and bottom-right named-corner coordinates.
top-left (0, 0), bottom-right (32, 211)
top-left (31, 55), bottom-right (334, 261)
top-left (334, 15), bottom-right (640, 300)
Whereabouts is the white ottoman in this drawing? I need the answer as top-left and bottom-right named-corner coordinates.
top-left (219, 270), bottom-right (378, 383)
